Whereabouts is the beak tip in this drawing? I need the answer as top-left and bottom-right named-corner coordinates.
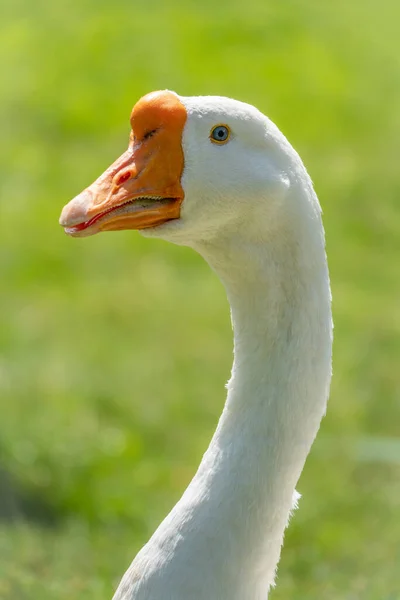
top-left (59, 190), bottom-right (92, 227)
top-left (59, 211), bottom-right (67, 227)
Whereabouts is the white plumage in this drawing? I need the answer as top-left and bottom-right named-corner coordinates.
top-left (61, 91), bottom-right (333, 599)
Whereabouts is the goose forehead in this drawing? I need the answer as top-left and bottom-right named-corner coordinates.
top-left (128, 91), bottom-right (268, 143)
top-left (179, 95), bottom-right (267, 127)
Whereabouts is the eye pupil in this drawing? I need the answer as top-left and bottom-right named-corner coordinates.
top-left (211, 125), bottom-right (230, 144)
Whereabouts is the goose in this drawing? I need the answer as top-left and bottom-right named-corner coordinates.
top-left (60, 90), bottom-right (332, 600)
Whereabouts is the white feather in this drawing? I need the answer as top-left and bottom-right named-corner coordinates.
top-left (114, 94), bottom-right (333, 599)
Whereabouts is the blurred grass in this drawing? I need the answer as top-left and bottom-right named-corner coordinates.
top-left (1, 0), bottom-right (399, 598)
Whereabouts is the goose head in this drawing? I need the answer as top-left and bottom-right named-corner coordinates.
top-left (60, 90), bottom-right (316, 251)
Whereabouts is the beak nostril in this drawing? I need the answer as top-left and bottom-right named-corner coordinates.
top-left (115, 170), bottom-right (132, 187)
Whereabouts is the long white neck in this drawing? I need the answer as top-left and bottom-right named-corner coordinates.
top-left (114, 186), bottom-right (332, 600)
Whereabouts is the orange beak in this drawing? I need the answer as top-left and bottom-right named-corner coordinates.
top-left (59, 91), bottom-right (187, 237)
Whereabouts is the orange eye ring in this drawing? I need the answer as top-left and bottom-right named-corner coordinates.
top-left (210, 124), bottom-right (231, 145)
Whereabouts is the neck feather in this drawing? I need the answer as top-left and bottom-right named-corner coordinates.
top-left (190, 220), bottom-right (332, 595)
top-left (115, 187), bottom-right (332, 600)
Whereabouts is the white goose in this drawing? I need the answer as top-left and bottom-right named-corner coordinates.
top-left (60, 90), bottom-right (332, 600)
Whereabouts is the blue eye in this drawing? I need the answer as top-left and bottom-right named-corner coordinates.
top-left (210, 125), bottom-right (231, 144)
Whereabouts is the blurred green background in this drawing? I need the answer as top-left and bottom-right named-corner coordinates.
top-left (1, 0), bottom-right (399, 598)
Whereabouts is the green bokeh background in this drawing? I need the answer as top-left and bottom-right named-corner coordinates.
top-left (1, 0), bottom-right (399, 598)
